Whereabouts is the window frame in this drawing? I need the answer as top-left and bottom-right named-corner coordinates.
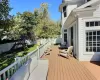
top-left (86, 21), bottom-right (100, 27)
top-left (63, 6), bottom-right (67, 17)
top-left (86, 30), bottom-right (100, 52)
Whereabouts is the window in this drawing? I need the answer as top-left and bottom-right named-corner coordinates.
top-left (86, 22), bottom-right (89, 27)
top-left (63, 6), bottom-right (67, 17)
top-left (64, 33), bottom-right (67, 43)
top-left (86, 21), bottom-right (100, 27)
top-left (63, 6), bottom-right (66, 12)
top-left (87, 0), bottom-right (91, 2)
top-left (86, 31), bottom-right (100, 52)
top-left (64, 29), bottom-right (67, 32)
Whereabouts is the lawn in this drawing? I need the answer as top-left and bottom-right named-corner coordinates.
top-left (0, 44), bottom-right (38, 71)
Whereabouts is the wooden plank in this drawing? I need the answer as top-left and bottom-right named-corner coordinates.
top-left (42, 45), bottom-right (96, 80)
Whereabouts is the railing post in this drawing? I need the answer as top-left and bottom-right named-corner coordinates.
top-left (37, 46), bottom-right (40, 59)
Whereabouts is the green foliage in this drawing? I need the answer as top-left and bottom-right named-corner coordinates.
top-left (0, 0), bottom-right (14, 39)
top-left (0, 2), bottom-right (61, 40)
top-left (34, 3), bottom-right (61, 38)
top-left (0, 44), bottom-right (37, 70)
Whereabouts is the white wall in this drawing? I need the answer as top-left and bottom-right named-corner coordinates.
top-left (93, 4), bottom-right (100, 17)
top-left (78, 17), bottom-right (100, 61)
top-left (0, 42), bottom-right (15, 54)
top-left (67, 5), bottom-right (77, 17)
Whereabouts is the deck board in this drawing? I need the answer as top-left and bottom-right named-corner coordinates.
top-left (42, 46), bottom-right (97, 80)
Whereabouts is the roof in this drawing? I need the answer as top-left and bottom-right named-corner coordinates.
top-left (63, 0), bottom-right (100, 28)
top-left (59, 0), bottom-right (84, 12)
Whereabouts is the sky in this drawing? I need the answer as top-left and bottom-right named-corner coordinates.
top-left (9, 0), bottom-right (61, 21)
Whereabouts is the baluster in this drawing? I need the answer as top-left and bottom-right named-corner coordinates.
top-left (3, 73), bottom-right (6, 80)
top-left (11, 67), bottom-right (14, 75)
top-left (14, 65), bottom-right (17, 72)
top-left (7, 70), bottom-right (10, 79)
top-left (0, 75), bottom-right (1, 80)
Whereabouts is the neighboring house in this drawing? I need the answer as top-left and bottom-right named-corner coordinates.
top-left (59, 0), bottom-right (100, 61)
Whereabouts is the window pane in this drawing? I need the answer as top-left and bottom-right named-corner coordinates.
top-left (89, 47), bottom-right (92, 52)
top-left (64, 29), bottom-right (67, 32)
top-left (86, 37), bottom-right (88, 41)
top-left (89, 42), bottom-right (92, 46)
top-left (98, 21), bottom-right (100, 26)
top-left (93, 31), bottom-right (96, 35)
top-left (95, 21), bottom-right (99, 26)
top-left (86, 32), bottom-right (88, 36)
top-left (86, 22), bottom-right (89, 27)
top-left (87, 0), bottom-right (91, 2)
top-left (89, 36), bottom-right (92, 41)
top-left (63, 6), bottom-right (66, 12)
top-left (97, 36), bottom-right (100, 42)
top-left (93, 47), bottom-right (96, 52)
top-left (97, 47), bottom-right (100, 52)
top-left (97, 31), bottom-right (100, 35)
top-left (89, 32), bottom-right (92, 35)
top-left (90, 22), bottom-right (94, 26)
top-left (93, 42), bottom-right (96, 46)
top-left (97, 42), bottom-right (100, 46)
top-left (64, 12), bottom-right (66, 17)
top-left (93, 36), bottom-right (96, 41)
top-left (86, 47), bottom-right (88, 52)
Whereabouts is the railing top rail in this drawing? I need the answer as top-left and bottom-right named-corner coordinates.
top-left (0, 39), bottom-right (52, 79)
top-left (27, 48), bottom-right (38, 56)
top-left (0, 61), bottom-right (17, 75)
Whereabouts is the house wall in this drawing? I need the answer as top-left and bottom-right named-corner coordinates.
top-left (67, 5), bottom-right (77, 18)
top-left (61, 4), bottom-right (78, 45)
top-left (93, 5), bottom-right (100, 17)
top-left (61, 0), bottom-right (84, 45)
top-left (67, 20), bottom-right (79, 59)
top-left (78, 17), bottom-right (100, 61)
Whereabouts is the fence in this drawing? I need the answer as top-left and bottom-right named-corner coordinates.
top-left (0, 39), bottom-right (53, 80)
top-left (0, 38), bottom-right (61, 80)
top-left (0, 42), bottom-right (15, 54)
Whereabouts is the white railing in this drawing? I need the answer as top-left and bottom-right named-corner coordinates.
top-left (0, 38), bottom-right (59, 80)
top-left (0, 39), bottom-right (53, 80)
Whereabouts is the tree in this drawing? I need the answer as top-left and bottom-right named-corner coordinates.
top-left (0, 0), bottom-right (13, 39)
top-left (34, 3), bottom-right (61, 38)
top-left (20, 11), bottom-right (36, 41)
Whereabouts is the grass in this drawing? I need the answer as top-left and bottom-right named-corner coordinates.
top-left (17, 44), bottom-right (38, 57)
top-left (0, 44), bottom-right (38, 71)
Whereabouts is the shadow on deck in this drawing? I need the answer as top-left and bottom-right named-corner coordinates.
top-left (42, 45), bottom-right (97, 80)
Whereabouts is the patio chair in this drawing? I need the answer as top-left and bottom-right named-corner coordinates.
top-left (44, 47), bottom-right (52, 55)
top-left (58, 46), bottom-right (73, 58)
top-left (59, 49), bottom-right (68, 53)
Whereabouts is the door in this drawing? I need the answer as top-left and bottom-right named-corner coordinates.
top-left (64, 33), bottom-right (67, 44)
top-left (71, 27), bottom-right (73, 46)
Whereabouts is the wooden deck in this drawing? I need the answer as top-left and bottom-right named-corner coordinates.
top-left (42, 45), bottom-right (97, 80)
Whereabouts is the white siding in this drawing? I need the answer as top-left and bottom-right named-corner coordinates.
top-left (67, 28), bottom-right (71, 46)
top-left (93, 5), bottom-right (100, 17)
top-left (73, 21), bottom-right (79, 59)
top-left (67, 5), bottom-right (77, 17)
top-left (78, 18), bottom-right (85, 61)
top-left (78, 17), bottom-right (100, 61)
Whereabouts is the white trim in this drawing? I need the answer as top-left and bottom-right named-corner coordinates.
top-left (84, 52), bottom-right (100, 55)
top-left (77, 0), bottom-right (100, 9)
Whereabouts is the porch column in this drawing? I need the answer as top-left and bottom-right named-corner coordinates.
top-left (67, 28), bottom-right (71, 46)
top-left (61, 27), bottom-right (65, 45)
